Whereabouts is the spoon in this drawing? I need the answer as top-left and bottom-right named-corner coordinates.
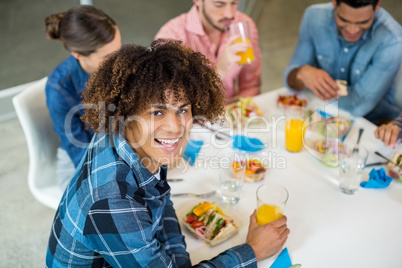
top-left (352, 128), bottom-right (364, 153)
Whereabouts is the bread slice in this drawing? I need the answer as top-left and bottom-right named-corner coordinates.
top-left (336, 79), bottom-right (348, 96)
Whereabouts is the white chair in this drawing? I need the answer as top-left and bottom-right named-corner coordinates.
top-left (12, 77), bottom-right (63, 210)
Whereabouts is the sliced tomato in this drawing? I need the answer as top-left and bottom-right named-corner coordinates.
top-left (191, 220), bottom-right (204, 229)
top-left (186, 214), bottom-right (197, 224)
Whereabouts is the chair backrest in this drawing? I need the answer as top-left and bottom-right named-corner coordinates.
top-left (12, 77), bottom-right (63, 210)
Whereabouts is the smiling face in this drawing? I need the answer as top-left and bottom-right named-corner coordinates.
top-left (332, 1), bottom-right (380, 43)
top-left (125, 91), bottom-right (193, 173)
top-left (194, 0), bottom-right (239, 32)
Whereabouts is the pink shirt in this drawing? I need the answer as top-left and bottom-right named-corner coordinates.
top-left (155, 5), bottom-right (261, 102)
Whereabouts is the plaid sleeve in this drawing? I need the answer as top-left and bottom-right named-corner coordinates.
top-left (393, 112), bottom-right (402, 128)
top-left (392, 113), bottom-right (402, 141)
top-left (83, 198), bottom-right (180, 267)
top-left (157, 198), bottom-right (191, 267)
top-left (196, 244), bottom-right (257, 268)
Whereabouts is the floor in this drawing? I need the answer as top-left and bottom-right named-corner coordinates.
top-left (1, 0), bottom-right (401, 266)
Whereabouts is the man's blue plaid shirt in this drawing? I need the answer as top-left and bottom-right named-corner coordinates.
top-left (46, 133), bottom-right (257, 267)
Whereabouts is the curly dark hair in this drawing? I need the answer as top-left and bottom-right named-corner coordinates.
top-left (82, 39), bottom-right (226, 135)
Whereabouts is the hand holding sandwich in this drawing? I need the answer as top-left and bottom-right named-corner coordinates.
top-left (288, 65), bottom-right (339, 101)
top-left (246, 211), bottom-right (290, 262)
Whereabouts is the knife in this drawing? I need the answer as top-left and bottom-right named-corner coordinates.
top-left (365, 161), bottom-right (388, 168)
top-left (167, 178), bottom-right (184, 182)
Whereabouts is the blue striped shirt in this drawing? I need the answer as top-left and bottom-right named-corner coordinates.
top-left (46, 133), bottom-right (257, 267)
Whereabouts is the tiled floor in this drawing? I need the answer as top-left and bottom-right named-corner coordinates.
top-left (1, 0), bottom-right (401, 266)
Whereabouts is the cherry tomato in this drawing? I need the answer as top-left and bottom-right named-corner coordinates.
top-left (186, 214), bottom-right (197, 224)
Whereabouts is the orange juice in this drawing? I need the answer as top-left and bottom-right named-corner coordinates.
top-left (256, 204), bottom-right (283, 225)
top-left (285, 118), bottom-right (305, 152)
top-left (233, 38), bottom-right (255, 65)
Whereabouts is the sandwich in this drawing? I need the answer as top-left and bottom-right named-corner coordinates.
top-left (336, 79), bottom-right (348, 96)
top-left (387, 152), bottom-right (402, 181)
top-left (184, 202), bottom-right (238, 246)
top-left (226, 97), bottom-right (263, 127)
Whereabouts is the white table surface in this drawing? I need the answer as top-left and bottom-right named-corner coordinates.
top-left (168, 88), bottom-right (402, 268)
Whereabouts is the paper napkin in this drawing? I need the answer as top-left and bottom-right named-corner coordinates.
top-left (360, 168), bottom-right (393, 189)
top-left (182, 140), bottom-right (203, 166)
top-left (270, 248), bottom-right (292, 268)
top-left (232, 135), bottom-right (264, 152)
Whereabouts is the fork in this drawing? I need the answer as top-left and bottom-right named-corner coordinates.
top-left (171, 190), bottom-right (216, 198)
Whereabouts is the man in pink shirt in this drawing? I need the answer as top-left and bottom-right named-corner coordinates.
top-left (155, 0), bottom-right (261, 102)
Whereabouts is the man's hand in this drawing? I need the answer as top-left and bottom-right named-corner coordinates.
top-left (296, 65), bottom-right (339, 100)
top-left (246, 211), bottom-right (289, 262)
top-left (216, 35), bottom-right (250, 78)
top-left (374, 123), bottom-right (400, 149)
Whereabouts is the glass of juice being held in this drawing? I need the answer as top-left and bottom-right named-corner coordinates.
top-left (229, 21), bottom-right (255, 65)
top-left (256, 183), bottom-right (288, 225)
top-left (285, 106), bottom-right (306, 152)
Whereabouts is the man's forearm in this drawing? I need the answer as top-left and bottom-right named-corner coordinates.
top-left (287, 67), bottom-right (305, 91)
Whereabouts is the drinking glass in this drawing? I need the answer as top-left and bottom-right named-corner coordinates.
top-left (339, 146), bottom-right (368, 194)
top-left (228, 21), bottom-right (255, 65)
top-left (285, 106), bottom-right (306, 152)
top-left (218, 151), bottom-right (246, 205)
top-left (256, 183), bottom-right (288, 225)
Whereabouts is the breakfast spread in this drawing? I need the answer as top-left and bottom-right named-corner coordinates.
top-left (184, 202), bottom-right (238, 246)
top-left (387, 152), bottom-right (402, 182)
top-left (277, 94), bottom-right (307, 108)
top-left (315, 139), bottom-right (346, 167)
top-left (313, 116), bottom-right (351, 140)
top-left (226, 97), bottom-right (263, 127)
top-left (232, 159), bottom-right (267, 182)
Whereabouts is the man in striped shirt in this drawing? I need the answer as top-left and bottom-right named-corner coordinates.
top-left (46, 40), bottom-right (289, 267)
top-left (155, 0), bottom-right (261, 103)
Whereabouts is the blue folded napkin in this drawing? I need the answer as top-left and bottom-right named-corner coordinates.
top-left (360, 167), bottom-right (393, 189)
top-left (232, 135), bottom-right (265, 152)
top-left (270, 248), bottom-right (292, 268)
top-left (183, 140), bottom-right (203, 166)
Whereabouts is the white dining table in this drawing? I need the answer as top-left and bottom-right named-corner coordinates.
top-left (168, 87), bottom-right (402, 268)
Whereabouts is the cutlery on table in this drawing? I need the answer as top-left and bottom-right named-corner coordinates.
top-left (374, 151), bottom-right (398, 166)
top-left (171, 190), bottom-right (216, 198)
top-left (352, 128), bottom-right (364, 153)
top-left (167, 178), bottom-right (184, 182)
top-left (365, 161), bottom-right (388, 168)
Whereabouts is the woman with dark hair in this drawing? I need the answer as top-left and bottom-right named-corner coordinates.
top-left (45, 5), bottom-right (121, 189)
top-left (46, 40), bottom-right (289, 267)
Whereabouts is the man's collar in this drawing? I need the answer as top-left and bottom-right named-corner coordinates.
top-left (112, 134), bottom-right (166, 187)
top-left (186, 5), bottom-right (206, 36)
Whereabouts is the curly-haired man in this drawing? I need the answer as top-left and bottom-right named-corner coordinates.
top-left (46, 40), bottom-right (289, 267)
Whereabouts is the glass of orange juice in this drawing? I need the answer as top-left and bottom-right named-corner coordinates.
top-left (229, 21), bottom-right (255, 65)
top-left (256, 183), bottom-right (288, 225)
top-left (285, 106), bottom-right (306, 152)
